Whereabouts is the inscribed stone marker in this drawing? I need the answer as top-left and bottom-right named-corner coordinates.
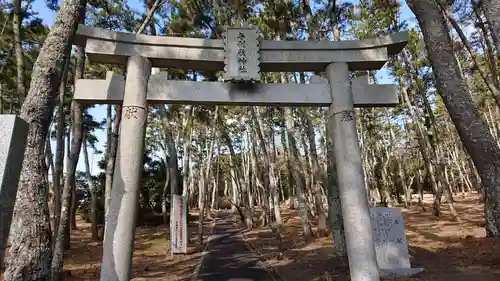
top-left (0, 115), bottom-right (28, 261)
top-left (370, 207), bottom-right (411, 269)
top-left (370, 207), bottom-right (423, 277)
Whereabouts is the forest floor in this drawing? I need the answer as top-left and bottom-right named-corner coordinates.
top-left (237, 193), bottom-right (500, 281)
top-left (61, 211), bottom-right (214, 281)
top-left (1, 194), bottom-right (499, 281)
top-left (0, 211), bottom-right (214, 281)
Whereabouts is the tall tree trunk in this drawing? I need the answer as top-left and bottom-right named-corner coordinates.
top-left (211, 147), bottom-right (220, 210)
top-left (280, 124), bottom-right (295, 209)
top-left (159, 105), bottom-right (180, 217)
top-left (69, 129), bottom-right (78, 233)
top-left (83, 130), bottom-right (99, 240)
top-left (12, 0), bottom-right (26, 109)
top-left (51, 100), bottom-right (84, 281)
top-left (104, 104), bottom-right (112, 212)
top-left (474, 5), bottom-right (500, 90)
top-left (302, 109), bottom-right (328, 236)
top-left (146, 5), bottom-right (180, 224)
top-left (52, 34), bottom-right (86, 279)
top-left (249, 138), bottom-right (269, 226)
top-left (106, 105), bottom-right (112, 156)
top-left (45, 135), bottom-right (55, 228)
top-left (439, 5), bottom-right (500, 107)
top-left (422, 86), bottom-right (460, 220)
top-left (52, 54), bottom-right (70, 242)
top-left (105, 105), bottom-right (121, 224)
top-left (408, 0), bottom-right (500, 236)
top-left (283, 107), bottom-right (312, 242)
top-left (401, 86), bottom-right (441, 214)
top-left (198, 107), bottom-right (218, 244)
top-left (480, 0), bottom-right (500, 53)
top-left (4, 1), bottom-right (86, 280)
top-left (182, 106), bottom-right (195, 197)
top-left (269, 127), bottom-right (282, 226)
top-left (251, 107), bottom-right (282, 225)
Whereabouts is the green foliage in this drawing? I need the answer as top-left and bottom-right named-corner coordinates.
top-left (0, 4), bottom-right (50, 113)
top-left (24, 0), bottom-right (499, 222)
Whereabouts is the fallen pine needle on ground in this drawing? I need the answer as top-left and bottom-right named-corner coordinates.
top-left (1, 211), bottom-right (214, 281)
top-left (237, 193), bottom-right (500, 281)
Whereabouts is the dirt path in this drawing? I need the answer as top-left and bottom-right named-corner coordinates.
top-left (194, 211), bottom-right (277, 281)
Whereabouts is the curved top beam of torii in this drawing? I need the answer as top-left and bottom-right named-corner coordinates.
top-left (74, 24), bottom-right (408, 72)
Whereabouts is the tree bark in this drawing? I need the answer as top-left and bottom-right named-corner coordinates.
top-left (182, 106), bottom-right (195, 197)
top-left (51, 45), bottom-right (86, 281)
top-left (251, 107), bottom-right (282, 225)
top-left (325, 107), bottom-right (348, 259)
top-left (105, 105), bottom-right (121, 223)
top-left (283, 107), bottom-right (312, 242)
top-left (51, 102), bottom-right (84, 281)
top-left (4, 0), bottom-right (86, 280)
top-left (439, 4), bottom-right (500, 109)
top-left (480, 0), bottom-right (500, 53)
top-left (158, 105), bottom-right (180, 227)
top-left (408, 0), bottom-right (500, 236)
top-left (83, 129), bottom-right (99, 240)
top-left (52, 54), bottom-right (70, 242)
top-left (198, 107), bottom-right (218, 244)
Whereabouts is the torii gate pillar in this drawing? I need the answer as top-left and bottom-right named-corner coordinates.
top-left (326, 62), bottom-right (380, 281)
top-left (100, 56), bottom-right (151, 281)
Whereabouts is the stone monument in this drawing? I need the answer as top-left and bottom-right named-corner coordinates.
top-left (73, 23), bottom-right (409, 281)
top-left (370, 208), bottom-right (423, 277)
top-left (0, 115), bottom-right (29, 264)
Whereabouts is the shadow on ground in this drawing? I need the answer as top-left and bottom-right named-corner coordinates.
top-left (57, 211), bottom-right (214, 281)
top-left (240, 194), bottom-right (500, 281)
top-left (195, 212), bottom-right (275, 281)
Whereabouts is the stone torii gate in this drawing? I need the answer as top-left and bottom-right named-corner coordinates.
top-left (73, 24), bottom-right (408, 281)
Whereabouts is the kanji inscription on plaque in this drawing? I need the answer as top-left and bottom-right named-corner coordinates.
top-left (223, 26), bottom-right (260, 82)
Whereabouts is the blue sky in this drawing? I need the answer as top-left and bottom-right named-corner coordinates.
top-left (33, 0), bottom-right (417, 175)
top-left (33, 0), bottom-right (144, 175)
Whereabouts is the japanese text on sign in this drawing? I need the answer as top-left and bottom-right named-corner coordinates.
top-left (236, 32), bottom-right (248, 73)
top-left (223, 27), bottom-right (260, 82)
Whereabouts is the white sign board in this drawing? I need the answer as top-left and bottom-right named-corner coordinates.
top-left (370, 207), bottom-right (411, 270)
top-left (171, 195), bottom-right (187, 254)
top-left (223, 27), bottom-right (260, 82)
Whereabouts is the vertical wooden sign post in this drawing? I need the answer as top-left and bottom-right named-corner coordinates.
top-left (171, 194), bottom-right (188, 254)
